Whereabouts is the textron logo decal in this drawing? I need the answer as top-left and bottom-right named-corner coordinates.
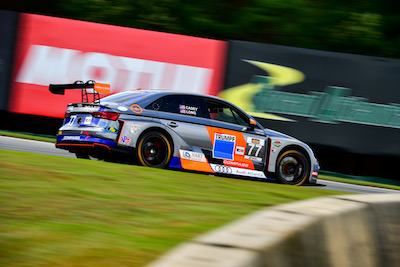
top-left (221, 60), bottom-right (400, 129)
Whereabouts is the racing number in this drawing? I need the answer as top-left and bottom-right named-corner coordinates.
top-left (66, 115), bottom-right (77, 126)
top-left (244, 137), bottom-right (265, 162)
top-left (247, 143), bottom-right (263, 157)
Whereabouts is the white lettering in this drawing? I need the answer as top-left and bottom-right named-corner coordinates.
top-left (62, 136), bottom-right (81, 140)
top-left (16, 45), bottom-right (213, 94)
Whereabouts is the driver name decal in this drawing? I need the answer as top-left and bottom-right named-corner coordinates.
top-left (179, 105), bottom-right (198, 115)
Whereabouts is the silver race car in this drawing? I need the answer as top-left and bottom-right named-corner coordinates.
top-left (50, 81), bottom-right (319, 185)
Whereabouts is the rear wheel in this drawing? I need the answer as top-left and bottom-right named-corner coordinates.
top-left (136, 131), bottom-right (172, 168)
top-left (276, 150), bottom-right (310, 186)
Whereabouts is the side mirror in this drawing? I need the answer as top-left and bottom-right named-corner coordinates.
top-left (248, 118), bottom-right (257, 130)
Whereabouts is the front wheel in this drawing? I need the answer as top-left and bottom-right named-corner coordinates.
top-left (276, 150), bottom-right (310, 186)
top-left (136, 131), bottom-right (172, 168)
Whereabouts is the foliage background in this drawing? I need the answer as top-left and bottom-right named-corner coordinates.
top-left (1, 0), bottom-right (399, 58)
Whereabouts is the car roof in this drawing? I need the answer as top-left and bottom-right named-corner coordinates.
top-left (110, 89), bottom-right (231, 104)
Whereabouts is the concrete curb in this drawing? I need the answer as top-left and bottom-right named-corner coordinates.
top-left (147, 193), bottom-right (400, 267)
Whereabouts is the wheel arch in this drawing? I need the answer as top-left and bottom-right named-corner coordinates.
top-left (277, 144), bottom-right (311, 167)
top-left (135, 126), bottom-right (174, 154)
top-left (135, 127), bottom-right (175, 168)
top-left (274, 144), bottom-right (312, 185)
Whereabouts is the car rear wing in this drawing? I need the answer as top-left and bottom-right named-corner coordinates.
top-left (49, 80), bottom-right (110, 103)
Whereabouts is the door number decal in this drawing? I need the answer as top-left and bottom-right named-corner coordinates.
top-left (244, 137), bottom-right (265, 162)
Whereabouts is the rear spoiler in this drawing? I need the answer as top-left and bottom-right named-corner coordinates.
top-left (49, 80), bottom-right (110, 103)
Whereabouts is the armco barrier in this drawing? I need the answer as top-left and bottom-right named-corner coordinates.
top-left (147, 193), bottom-right (400, 267)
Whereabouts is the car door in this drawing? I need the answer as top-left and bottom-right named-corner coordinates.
top-left (204, 98), bottom-right (268, 178)
top-left (147, 94), bottom-right (213, 151)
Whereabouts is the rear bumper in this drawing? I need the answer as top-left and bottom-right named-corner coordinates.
top-left (56, 135), bottom-right (129, 154)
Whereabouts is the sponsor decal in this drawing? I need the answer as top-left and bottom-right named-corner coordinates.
top-left (93, 83), bottom-right (110, 94)
top-left (216, 134), bottom-right (236, 142)
top-left (179, 150), bottom-right (207, 163)
top-left (67, 106), bottom-right (99, 113)
top-left (121, 136), bottom-right (130, 143)
top-left (211, 164), bottom-right (233, 174)
top-left (223, 160), bottom-right (250, 169)
top-left (312, 171), bottom-right (318, 177)
top-left (213, 133), bottom-right (236, 160)
top-left (179, 105), bottom-right (198, 115)
top-left (118, 106), bottom-right (129, 112)
top-left (210, 164), bottom-right (267, 179)
top-left (62, 136), bottom-right (80, 140)
top-left (235, 146), bottom-right (245, 155)
top-left (83, 116), bottom-right (92, 125)
top-left (233, 168), bottom-right (267, 179)
top-left (130, 104), bottom-right (143, 114)
top-left (273, 141), bottom-right (282, 147)
top-left (244, 155), bottom-right (263, 162)
top-left (129, 124), bottom-right (141, 134)
top-left (247, 137), bottom-right (265, 146)
top-left (107, 127), bottom-right (118, 133)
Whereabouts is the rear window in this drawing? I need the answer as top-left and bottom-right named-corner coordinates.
top-left (99, 91), bottom-right (147, 104)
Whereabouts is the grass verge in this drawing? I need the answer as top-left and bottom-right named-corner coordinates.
top-left (0, 150), bottom-right (346, 266)
top-left (319, 173), bottom-right (400, 190)
top-left (2, 130), bottom-right (400, 190)
top-left (0, 130), bottom-right (56, 143)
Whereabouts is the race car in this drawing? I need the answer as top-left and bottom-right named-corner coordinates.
top-left (50, 81), bottom-right (319, 185)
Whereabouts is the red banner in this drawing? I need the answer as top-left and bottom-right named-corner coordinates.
top-left (10, 14), bottom-right (226, 118)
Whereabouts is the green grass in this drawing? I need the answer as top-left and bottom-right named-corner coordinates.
top-left (0, 150), bottom-right (347, 266)
top-left (319, 173), bottom-right (400, 190)
top-left (0, 130), bottom-right (56, 143)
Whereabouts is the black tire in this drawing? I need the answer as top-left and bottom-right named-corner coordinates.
top-left (136, 131), bottom-right (172, 168)
top-left (276, 150), bottom-right (310, 186)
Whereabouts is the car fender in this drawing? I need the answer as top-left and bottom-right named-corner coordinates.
top-left (118, 117), bottom-right (194, 158)
top-left (267, 137), bottom-right (317, 174)
top-left (117, 118), bottom-right (164, 148)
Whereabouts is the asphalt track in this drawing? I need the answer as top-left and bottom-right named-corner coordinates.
top-left (0, 136), bottom-right (398, 194)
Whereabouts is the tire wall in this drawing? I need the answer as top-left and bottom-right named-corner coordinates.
top-left (147, 193), bottom-right (400, 267)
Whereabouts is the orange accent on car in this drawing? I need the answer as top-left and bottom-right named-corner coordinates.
top-left (130, 104), bottom-right (143, 114)
top-left (93, 83), bottom-right (111, 94)
top-left (180, 159), bottom-right (215, 173)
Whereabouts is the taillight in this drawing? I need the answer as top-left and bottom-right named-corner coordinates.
top-left (91, 111), bottom-right (120, 120)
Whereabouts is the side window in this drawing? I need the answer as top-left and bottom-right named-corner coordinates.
top-left (206, 100), bottom-right (250, 127)
top-left (146, 95), bottom-right (207, 118)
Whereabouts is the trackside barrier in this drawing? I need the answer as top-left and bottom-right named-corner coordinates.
top-left (147, 193), bottom-right (400, 267)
